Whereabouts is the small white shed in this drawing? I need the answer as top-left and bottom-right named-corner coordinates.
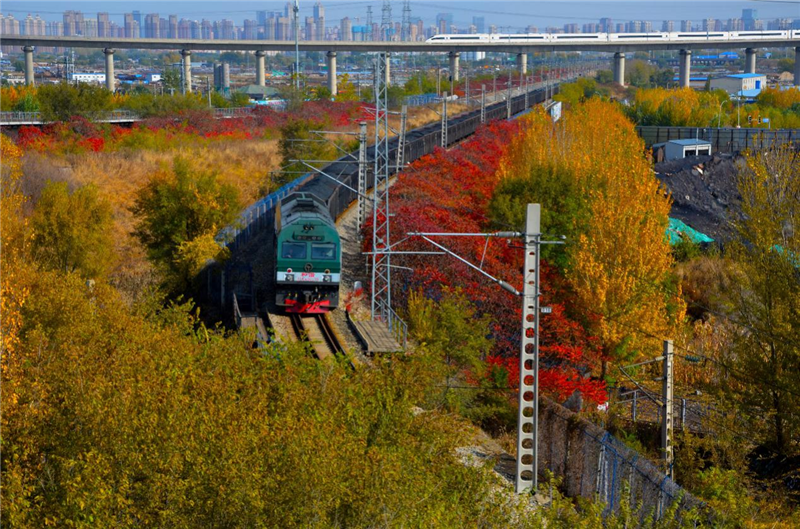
top-left (664, 139), bottom-right (712, 161)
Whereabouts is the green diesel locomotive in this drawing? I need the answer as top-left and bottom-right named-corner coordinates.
top-left (274, 192), bottom-right (341, 313)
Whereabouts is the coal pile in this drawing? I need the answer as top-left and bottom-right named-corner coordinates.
top-left (655, 153), bottom-right (744, 242)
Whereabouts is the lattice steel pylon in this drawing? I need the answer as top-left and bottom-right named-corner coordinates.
top-left (381, 0), bottom-right (392, 41)
top-left (396, 104), bottom-right (408, 170)
top-left (357, 121), bottom-right (368, 234)
top-left (371, 53), bottom-right (392, 320)
top-left (401, 0), bottom-right (411, 41)
top-left (481, 84), bottom-right (486, 123)
top-left (441, 92), bottom-right (448, 148)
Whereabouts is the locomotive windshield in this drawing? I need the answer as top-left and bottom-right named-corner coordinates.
top-left (282, 242), bottom-right (307, 259)
top-left (311, 243), bottom-right (337, 260)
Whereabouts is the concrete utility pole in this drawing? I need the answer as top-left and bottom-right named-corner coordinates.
top-left (401, 205), bottom-right (558, 495)
top-left (180, 49), bottom-right (192, 93)
top-left (662, 340), bottom-right (674, 478)
top-left (255, 50), bottom-right (266, 86)
top-left (515, 204), bottom-right (541, 494)
top-left (326, 51), bottom-right (337, 95)
top-left (22, 46), bottom-right (36, 86)
top-left (103, 48), bottom-right (115, 92)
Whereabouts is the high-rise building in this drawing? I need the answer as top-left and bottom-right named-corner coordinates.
top-left (472, 16), bottom-right (485, 33)
top-left (742, 8), bottom-right (758, 30)
top-left (599, 17), bottom-right (613, 33)
top-left (436, 13), bottom-right (453, 34)
top-left (564, 23), bottom-right (579, 33)
top-left (313, 3), bottom-right (325, 40)
top-left (132, 10), bottom-right (142, 37)
top-left (178, 18), bottom-right (192, 39)
top-left (340, 17), bottom-right (352, 41)
top-left (680, 20), bottom-right (692, 32)
top-left (63, 10), bottom-right (84, 36)
top-left (726, 18), bottom-right (743, 31)
top-left (583, 23), bottom-right (599, 33)
top-left (305, 17), bottom-right (315, 40)
top-left (201, 19), bottom-right (213, 39)
top-left (145, 13), bottom-right (160, 38)
top-left (662, 20), bottom-right (674, 32)
top-left (169, 15), bottom-right (178, 38)
top-left (277, 16), bottom-right (291, 40)
top-left (702, 18), bottom-right (714, 31)
top-left (124, 13), bottom-right (135, 38)
top-left (83, 19), bottom-right (98, 37)
top-left (97, 12), bottom-right (110, 37)
top-left (243, 19), bottom-right (258, 39)
top-left (46, 21), bottom-right (63, 37)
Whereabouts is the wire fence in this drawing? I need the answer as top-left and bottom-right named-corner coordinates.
top-left (636, 126), bottom-right (800, 154)
top-left (539, 398), bottom-right (707, 522)
top-left (614, 388), bottom-right (713, 435)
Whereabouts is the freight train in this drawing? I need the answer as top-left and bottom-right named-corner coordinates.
top-left (275, 192), bottom-right (341, 313)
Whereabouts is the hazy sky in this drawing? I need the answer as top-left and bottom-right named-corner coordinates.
top-left (5, 1), bottom-right (799, 31)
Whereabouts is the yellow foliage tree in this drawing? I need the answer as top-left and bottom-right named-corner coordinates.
top-left (499, 100), bottom-right (683, 367)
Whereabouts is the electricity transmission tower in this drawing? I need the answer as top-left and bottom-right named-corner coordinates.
top-left (381, 0), bottom-right (392, 41)
top-left (293, 0), bottom-right (300, 90)
top-left (401, 0), bottom-right (411, 41)
top-left (371, 53), bottom-right (392, 320)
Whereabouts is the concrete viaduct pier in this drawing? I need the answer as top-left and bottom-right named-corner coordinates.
top-left (12, 35), bottom-right (800, 90)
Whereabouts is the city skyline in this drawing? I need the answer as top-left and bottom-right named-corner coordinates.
top-left (3, 2), bottom-right (799, 43)
top-left (4, 1), bottom-right (799, 31)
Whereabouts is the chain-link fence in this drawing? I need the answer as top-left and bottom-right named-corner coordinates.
top-left (539, 398), bottom-right (706, 521)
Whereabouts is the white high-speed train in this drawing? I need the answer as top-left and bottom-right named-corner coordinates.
top-left (426, 30), bottom-right (800, 44)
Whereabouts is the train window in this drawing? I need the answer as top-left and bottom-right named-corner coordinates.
top-left (312, 243), bottom-right (337, 260)
top-left (282, 242), bottom-right (307, 259)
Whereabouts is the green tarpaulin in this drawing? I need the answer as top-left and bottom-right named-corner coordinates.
top-left (667, 218), bottom-right (714, 245)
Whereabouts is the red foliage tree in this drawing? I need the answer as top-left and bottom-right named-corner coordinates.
top-left (363, 120), bottom-right (607, 404)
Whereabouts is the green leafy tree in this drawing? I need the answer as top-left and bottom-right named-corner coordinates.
top-left (229, 91), bottom-right (251, 107)
top-left (488, 166), bottom-right (587, 271)
top-left (36, 82), bottom-right (113, 121)
top-left (31, 181), bottom-right (114, 278)
top-left (12, 92), bottom-right (39, 112)
top-left (209, 89), bottom-right (231, 108)
top-left (777, 57), bottom-right (795, 73)
top-left (596, 69), bottom-right (614, 84)
top-left (131, 157), bottom-right (240, 290)
top-left (722, 147), bottom-right (800, 453)
top-left (161, 67), bottom-right (182, 94)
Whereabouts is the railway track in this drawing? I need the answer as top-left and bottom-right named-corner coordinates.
top-left (289, 313), bottom-right (347, 362)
